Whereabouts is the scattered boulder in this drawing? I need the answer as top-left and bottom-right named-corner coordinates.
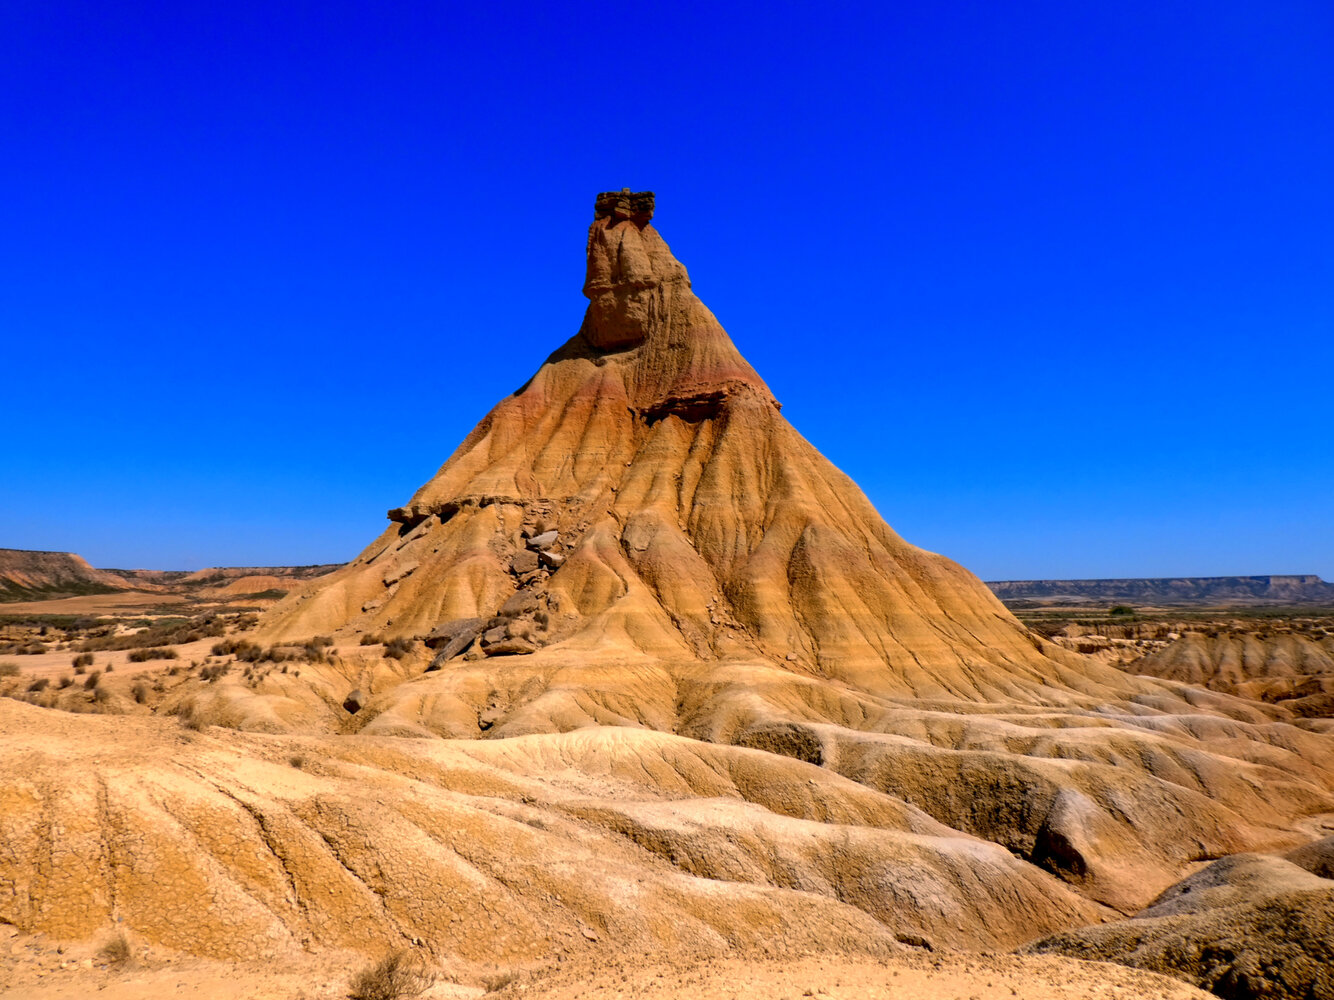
top-left (424, 617), bottom-right (486, 650)
top-left (538, 550), bottom-right (565, 570)
top-left (342, 689), bottom-right (366, 714)
top-left (526, 530), bottom-right (558, 551)
top-left (500, 589), bottom-right (540, 617)
top-left (423, 617), bottom-right (485, 667)
top-left (510, 550), bottom-right (540, 574)
top-left (482, 637), bottom-right (538, 656)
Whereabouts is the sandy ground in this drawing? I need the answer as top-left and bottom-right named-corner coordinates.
top-left (0, 593), bottom-right (188, 616)
top-left (0, 636), bottom-right (220, 682)
top-left (0, 924), bottom-right (1212, 1000)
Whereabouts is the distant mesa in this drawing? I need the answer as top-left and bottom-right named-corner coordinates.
top-left (988, 575), bottom-right (1334, 606)
top-left (0, 547), bottom-right (340, 604)
top-left (0, 548), bottom-right (132, 602)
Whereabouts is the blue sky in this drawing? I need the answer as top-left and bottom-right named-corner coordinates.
top-left (2, 1), bottom-right (1331, 579)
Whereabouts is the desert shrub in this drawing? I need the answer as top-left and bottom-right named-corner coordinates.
top-left (302, 644), bottom-right (327, 663)
top-left (200, 663), bottom-right (230, 683)
top-left (348, 950), bottom-right (434, 1000)
top-left (482, 970), bottom-right (520, 993)
top-left (311, 635), bottom-right (334, 648)
top-left (288, 754), bottom-right (305, 769)
top-left (0, 661), bottom-right (19, 677)
top-left (92, 686), bottom-right (113, 704)
top-left (171, 703), bottom-right (210, 731)
top-left (211, 637), bottom-right (265, 660)
top-left (73, 663), bottom-right (87, 675)
top-left (383, 637), bottom-right (414, 660)
top-left (76, 615), bottom-right (224, 653)
top-left (83, 671), bottom-right (102, 691)
top-left (5, 642), bottom-right (47, 655)
top-left (72, 652), bottom-right (94, 668)
top-left (58, 675), bottom-right (75, 689)
top-left (131, 682), bottom-right (150, 704)
top-left (98, 932), bottom-right (131, 965)
top-left (360, 633), bottom-right (385, 646)
top-left (105, 664), bottom-right (114, 672)
top-left (1109, 605), bottom-right (1137, 617)
top-left (128, 647), bottom-right (178, 662)
top-left (26, 677), bottom-right (49, 693)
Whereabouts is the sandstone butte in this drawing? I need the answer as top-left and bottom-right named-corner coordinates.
top-left (1, 192), bottom-right (1331, 999)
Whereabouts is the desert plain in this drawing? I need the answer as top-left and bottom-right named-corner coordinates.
top-left (1, 191), bottom-right (1331, 1000)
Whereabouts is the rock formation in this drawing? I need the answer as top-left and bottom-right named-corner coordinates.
top-left (261, 191), bottom-right (1146, 704)
top-left (2, 193), bottom-right (1333, 997)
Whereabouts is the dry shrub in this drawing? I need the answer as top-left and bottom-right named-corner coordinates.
top-left (0, 662), bottom-right (19, 677)
top-left (482, 969), bottom-right (520, 993)
top-left (128, 647), bottom-right (177, 662)
top-left (383, 637), bottom-right (414, 660)
top-left (131, 682), bottom-right (150, 704)
top-left (169, 700), bottom-right (210, 731)
top-left (72, 652), bottom-right (94, 668)
top-left (83, 670), bottom-right (101, 691)
top-left (348, 950), bottom-right (434, 1000)
top-left (360, 633), bottom-right (385, 646)
top-left (98, 931), bottom-right (131, 965)
top-left (200, 663), bottom-right (230, 682)
top-left (26, 677), bottom-right (49, 693)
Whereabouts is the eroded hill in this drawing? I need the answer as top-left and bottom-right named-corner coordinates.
top-left (2, 192), bottom-right (1332, 1000)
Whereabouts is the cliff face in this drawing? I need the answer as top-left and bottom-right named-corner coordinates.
top-left (0, 548), bottom-right (131, 602)
top-left (988, 575), bottom-right (1334, 605)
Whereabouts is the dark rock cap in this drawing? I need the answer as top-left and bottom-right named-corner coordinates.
top-left (594, 189), bottom-right (654, 226)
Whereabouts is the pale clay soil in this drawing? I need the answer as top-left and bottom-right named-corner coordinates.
top-left (0, 923), bottom-right (1211, 1000)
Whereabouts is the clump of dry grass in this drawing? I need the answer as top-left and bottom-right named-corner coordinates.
top-left (128, 646), bottom-right (177, 662)
top-left (383, 636), bottom-right (414, 660)
top-left (348, 950), bottom-right (434, 1000)
top-left (98, 931), bottom-right (132, 965)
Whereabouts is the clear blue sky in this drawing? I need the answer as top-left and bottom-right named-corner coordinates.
top-left (3, 1), bottom-right (1331, 579)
